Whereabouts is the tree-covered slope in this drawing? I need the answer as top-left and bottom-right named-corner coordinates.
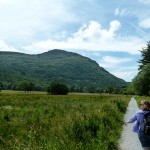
top-left (0, 49), bottom-right (127, 90)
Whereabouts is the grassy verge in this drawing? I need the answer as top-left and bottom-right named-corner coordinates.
top-left (135, 96), bottom-right (150, 108)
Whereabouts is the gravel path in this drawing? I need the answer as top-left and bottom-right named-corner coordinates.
top-left (118, 97), bottom-right (142, 150)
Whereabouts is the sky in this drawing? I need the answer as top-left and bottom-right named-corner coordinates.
top-left (0, 0), bottom-right (150, 82)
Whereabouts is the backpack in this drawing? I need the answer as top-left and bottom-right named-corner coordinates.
top-left (140, 112), bottom-right (150, 135)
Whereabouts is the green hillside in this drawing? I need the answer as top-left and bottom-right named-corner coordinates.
top-left (0, 49), bottom-right (127, 91)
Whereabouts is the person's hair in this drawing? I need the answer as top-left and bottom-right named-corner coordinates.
top-left (142, 100), bottom-right (150, 110)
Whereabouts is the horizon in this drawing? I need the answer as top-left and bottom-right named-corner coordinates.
top-left (0, 0), bottom-right (150, 82)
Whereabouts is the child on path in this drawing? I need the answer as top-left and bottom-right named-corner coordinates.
top-left (127, 100), bottom-right (150, 150)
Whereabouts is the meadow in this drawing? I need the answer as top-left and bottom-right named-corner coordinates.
top-left (0, 91), bottom-right (131, 150)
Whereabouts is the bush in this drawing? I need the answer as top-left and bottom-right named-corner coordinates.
top-left (16, 80), bottom-right (34, 92)
top-left (47, 82), bottom-right (69, 95)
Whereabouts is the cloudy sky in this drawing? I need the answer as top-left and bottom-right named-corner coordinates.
top-left (0, 0), bottom-right (150, 82)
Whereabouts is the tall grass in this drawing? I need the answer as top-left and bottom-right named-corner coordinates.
top-left (135, 96), bottom-right (150, 109)
top-left (0, 91), bottom-right (130, 149)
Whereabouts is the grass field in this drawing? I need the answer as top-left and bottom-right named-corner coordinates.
top-left (0, 91), bottom-right (131, 150)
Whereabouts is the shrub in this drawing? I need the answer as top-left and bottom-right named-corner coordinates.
top-left (16, 80), bottom-right (34, 92)
top-left (47, 82), bottom-right (69, 95)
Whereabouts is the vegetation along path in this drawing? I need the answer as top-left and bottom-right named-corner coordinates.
top-left (119, 98), bottom-right (142, 150)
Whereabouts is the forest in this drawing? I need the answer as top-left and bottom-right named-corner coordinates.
top-left (0, 49), bottom-right (127, 93)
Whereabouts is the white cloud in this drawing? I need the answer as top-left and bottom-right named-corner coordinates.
top-left (23, 38), bottom-right (136, 54)
top-left (111, 67), bottom-right (138, 82)
top-left (139, 18), bottom-right (150, 28)
top-left (69, 20), bottom-right (121, 42)
top-left (0, 0), bottom-right (13, 4)
top-left (0, 0), bottom-right (78, 42)
top-left (98, 56), bottom-right (138, 81)
top-left (139, 0), bottom-right (150, 4)
top-left (21, 20), bottom-right (144, 55)
top-left (99, 56), bottom-right (132, 69)
top-left (0, 40), bottom-right (20, 52)
top-left (114, 8), bottom-right (129, 16)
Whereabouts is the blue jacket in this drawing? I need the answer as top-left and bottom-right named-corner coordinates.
top-left (128, 110), bottom-right (150, 133)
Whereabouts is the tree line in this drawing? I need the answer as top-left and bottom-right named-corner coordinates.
top-left (0, 80), bottom-right (126, 95)
top-left (127, 41), bottom-right (150, 96)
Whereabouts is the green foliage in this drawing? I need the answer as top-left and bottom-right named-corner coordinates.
top-left (105, 86), bottom-right (126, 94)
top-left (0, 82), bottom-right (3, 92)
top-left (132, 41), bottom-right (150, 96)
top-left (72, 115), bottom-right (100, 144)
top-left (138, 41), bottom-right (150, 70)
top-left (133, 64), bottom-right (150, 95)
top-left (123, 83), bottom-right (135, 95)
top-left (113, 99), bottom-right (127, 113)
top-left (135, 96), bottom-right (150, 105)
top-left (0, 92), bottom-right (130, 149)
top-left (47, 82), bottom-right (69, 95)
top-left (0, 50), bottom-right (127, 91)
top-left (87, 87), bottom-right (96, 93)
top-left (17, 80), bottom-right (35, 92)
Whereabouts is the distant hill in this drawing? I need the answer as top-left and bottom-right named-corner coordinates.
top-left (0, 49), bottom-right (127, 91)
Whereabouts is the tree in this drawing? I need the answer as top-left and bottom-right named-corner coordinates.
top-left (133, 64), bottom-right (150, 95)
top-left (47, 82), bottom-right (69, 95)
top-left (87, 87), bottom-right (96, 93)
top-left (107, 86), bottom-right (114, 93)
top-left (123, 83), bottom-right (135, 95)
top-left (0, 82), bottom-right (3, 92)
top-left (133, 41), bottom-right (150, 95)
top-left (138, 41), bottom-right (150, 70)
top-left (17, 80), bottom-right (34, 92)
top-left (132, 41), bottom-right (150, 96)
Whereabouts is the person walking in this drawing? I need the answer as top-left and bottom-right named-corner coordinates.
top-left (127, 100), bottom-right (150, 150)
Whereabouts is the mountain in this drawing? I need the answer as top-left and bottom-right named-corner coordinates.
top-left (0, 49), bottom-right (127, 91)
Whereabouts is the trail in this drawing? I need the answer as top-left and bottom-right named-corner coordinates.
top-left (118, 97), bottom-right (142, 150)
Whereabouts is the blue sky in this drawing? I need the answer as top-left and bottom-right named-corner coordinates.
top-left (0, 0), bottom-right (150, 82)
